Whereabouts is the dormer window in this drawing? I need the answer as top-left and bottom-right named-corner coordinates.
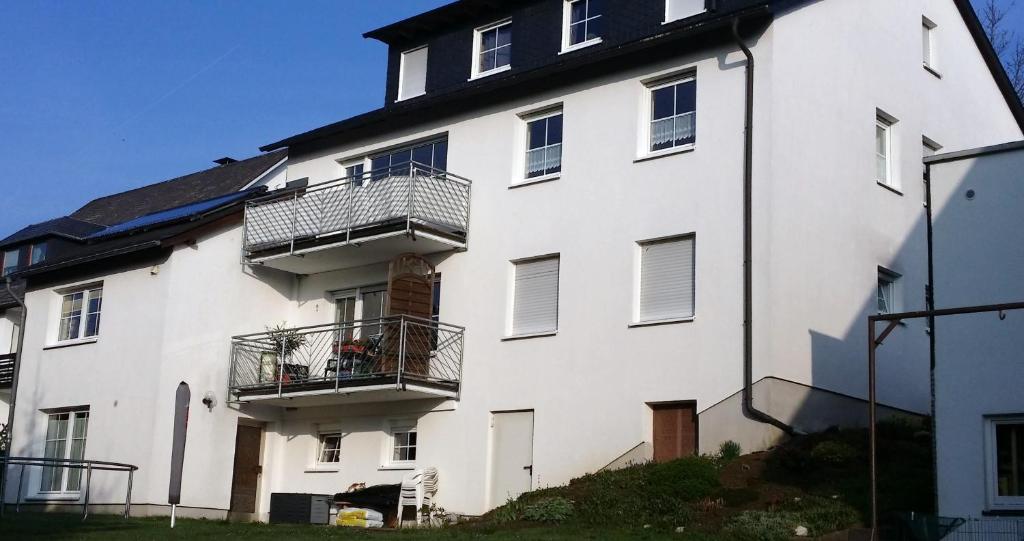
top-left (30, 242), bottom-right (47, 266)
top-left (2, 248), bottom-right (18, 277)
top-left (398, 45), bottom-right (428, 101)
top-left (472, 20), bottom-right (512, 79)
top-left (665, 0), bottom-right (705, 23)
top-left (562, 0), bottom-right (602, 52)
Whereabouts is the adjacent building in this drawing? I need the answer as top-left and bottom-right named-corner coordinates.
top-left (2, 0), bottom-right (1022, 522)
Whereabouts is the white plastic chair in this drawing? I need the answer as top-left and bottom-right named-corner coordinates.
top-left (397, 467), bottom-right (438, 527)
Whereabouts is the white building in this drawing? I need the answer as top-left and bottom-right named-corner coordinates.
top-left (927, 142), bottom-right (1024, 525)
top-left (2, 0), bottom-right (1023, 522)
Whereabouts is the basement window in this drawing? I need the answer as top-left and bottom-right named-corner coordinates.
top-left (398, 45), bottom-right (428, 101)
top-left (876, 268), bottom-right (900, 315)
top-left (317, 432), bottom-right (342, 465)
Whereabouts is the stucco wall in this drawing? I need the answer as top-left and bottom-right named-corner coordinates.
top-left (930, 150), bottom-right (1024, 517)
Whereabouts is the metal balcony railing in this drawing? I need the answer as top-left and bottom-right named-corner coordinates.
top-left (242, 163), bottom-right (472, 260)
top-left (0, 353), bottom-right (14, 389)
top-left (228, 315), bottom-right (464, 401)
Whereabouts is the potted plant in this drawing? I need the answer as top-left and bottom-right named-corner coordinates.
top-left (259, 324), bottom-right (307, 383)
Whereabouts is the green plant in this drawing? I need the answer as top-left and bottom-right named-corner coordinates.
top-left (767, 445), bottom-right (814, 475)
top-left (810, 441), bottom-right (858, 466)
top-left (782, 496), bottom-right (860, 536)
top-left (522, 497), bottom-right (574, 523)
top-left (491, 497), bottom-right (526, 523)
top-left (265, 323), bottom-right (307, 357)
top-left (718, 441), bottom-right (742, 463)
top-left (724, 510), bottom-right (799, 541)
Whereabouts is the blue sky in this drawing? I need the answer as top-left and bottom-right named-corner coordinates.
top-left (0, 0), bottom-right (1020, 237)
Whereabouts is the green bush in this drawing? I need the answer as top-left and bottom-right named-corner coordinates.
top-left (767, 445), bottom-right (814, 475)
top-left (718, 441), bottom-right (742, 463)
top-left (491, 497), bottom-right (525, 523)
top-left (521, 497), bottom-right (574, 523)
top-left (724, 510), bottom-right (799, 541)
top-left (811, 441), bottom-right (858, 466)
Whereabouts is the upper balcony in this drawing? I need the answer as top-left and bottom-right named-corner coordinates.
top-left (228, 315), bottom-right (464, 407)
top-left (242, 163), bottom-right (471, 274)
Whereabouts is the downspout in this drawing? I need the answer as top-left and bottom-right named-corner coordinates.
top-left (732, 17), bottom-right (795, 436)
top-left (0, 277), bottom-right (27, 511)
top-left (923, 163), bottom-right (938, 513)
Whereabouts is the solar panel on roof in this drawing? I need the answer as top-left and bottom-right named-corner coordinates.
top-left (88, 190), bottom-right (255, 239)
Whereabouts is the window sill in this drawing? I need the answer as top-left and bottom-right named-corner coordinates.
top-left (378, 464), bottom-right (416, 471)
top-left (396, 91), bottom-right (426, 102)
top-left (27, 494), bottom-right (81, 502)
top-left (634, 144), bottom-right (695, 164)
top-left (983, 507), bottom-right (1024, 516)
top-left (923, 65), bottom-right (942, 79)
top-left (44, 338), bottom-right (99, 350)
top-left (468, 64), bottom-right (511, 82)
top-left (304, 467), bottom-right (340, 473)
top-left (876, 181), bottom-right (903, 196)
top-left (628, 317), bottom-right (695, 328)
top-left (502, 331), bottom-right (557, 342)
top-left (510, 174), bottom-right (560, 189)
top-left (559, 38), bottom-right (602, 55)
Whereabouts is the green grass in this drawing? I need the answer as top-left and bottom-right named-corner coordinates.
top-left (0, 512), bottom-right (715, 541)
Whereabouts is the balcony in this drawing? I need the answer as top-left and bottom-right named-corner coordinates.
top-left (228, 316), bottom-right (464, 406)
top-left (242, 163), bottom-right (471, 274)
top-left (0, 353), bottom-right (13, 390)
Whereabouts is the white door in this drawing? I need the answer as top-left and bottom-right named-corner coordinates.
top-left (489, 410), bottom-right (534, 508)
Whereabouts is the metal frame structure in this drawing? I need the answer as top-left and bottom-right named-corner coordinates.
top-left (867, 301), bottom-right (1024, 539)
top-left (0, 456), bottom-right (138, 521)
top-left (240, 161), bottom-right (472, 266)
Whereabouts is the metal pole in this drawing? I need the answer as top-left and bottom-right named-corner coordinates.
top-left (397, 318), bottom-right (407, 391)
top-left (346, 178), bottom-right (353, 244)
top-left (868, 319), bottom-right (878, 541)
top-left (278, 336), bottom-right (286, 398)
top-left (334, 324), bottom-right (343, 394)
top-left (0, 277), bottom-right (29, 516)
top-left (125, 469), bottom-right (134, 519)
top-left (15, 464), bottom-right (24, 513)
top-left (407, 168), bottom-right (415, 235)
top-left (82, 463), bottom-right (92, 521)
top-left (288, 190), bottom-right (298, 256)
top-left (170, 503), bottom-right (176, 528)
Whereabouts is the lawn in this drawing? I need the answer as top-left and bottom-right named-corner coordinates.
top-left (0, 512), bottom-right (708, 541)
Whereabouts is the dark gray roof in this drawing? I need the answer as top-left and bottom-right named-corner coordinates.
top-left (70, 149), bottom-right (286, 226)
top-left (0, 280), bottom-right (24, 310)
top-left (0, 217), bottom-right (104, 247)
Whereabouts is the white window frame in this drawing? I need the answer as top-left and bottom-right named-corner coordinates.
top-left (506, 254), bottom-right (561, 338)
top-left (397, 45), bottom-right (429, 101)
top-left (561, 0), bottom-right (602, 53)
top-left (37, 409), bottom-right (89, 497)
top-left (665, 0), bottom-right (707, 24)
top-left (471, 19), bottom-right (512, 80)
top-left (56, 285), bottom-right (103, 344)
top-left (875, 111), bottom-right (899, 190)
top-left (633, 234), bottom-right (696, 325)
top-left (315, 431), bottom-right (343, 467)
top-left (517, 107), bottom-right (564, 184)
top-left (922, 16), bottom-right (938, 74)
top-left (985, 415), bottom-right (1024, 511)
top-left (640, 72), bottom-right (697, 159)
top-left (331, 284), bottom-right (388, 338)
top-left (382, 420), bottom-right (418, 469)
top-left (877, 267), bottom-right (900, 315)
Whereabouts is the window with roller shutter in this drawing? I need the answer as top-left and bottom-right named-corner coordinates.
top-left (511, 256), bottom-right (560, 336)
top-left (637, 236), bottom-right (695, 323)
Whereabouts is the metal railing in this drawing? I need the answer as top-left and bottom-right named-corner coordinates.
top-left (228, 315), bottom-right (464, 400)
top-left (242, 162), bottom-right (472, 259)
top-left (943, 517), bottom-right (1024, 540)
top-left (0, 456), bottom-right (138, 520)
top-left (0, 353), bottom-right (14, 389)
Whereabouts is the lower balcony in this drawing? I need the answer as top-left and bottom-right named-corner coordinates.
top-left (228, 316), bottom-right (463, 406)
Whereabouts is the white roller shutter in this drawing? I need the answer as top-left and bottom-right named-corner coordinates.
top-left (666, 0), bottom-right (706, 22)
top-left (398, 46), bottom-right (428, 100)
top-left (639, 237), bottom-right (694, 321)
top-left (512, 256), bottom-right (560, 335)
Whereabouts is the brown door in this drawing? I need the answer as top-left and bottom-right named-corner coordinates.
top-left (229, 424), bottom-right (263, 513)
top-left (651, 403), bottom-right (697, 463)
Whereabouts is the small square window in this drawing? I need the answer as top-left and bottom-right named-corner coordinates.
top-left (524, 111), bottom-right (563, 179)
top-left (648, 77), bottom-right (696, 153)
top-left (473, 20), bottom-right (512, 78)
top-left (391, 428), bottom-right (417, 463)
top-left (877, 268), bottom-right (900, 315)
top-left (986, 416), bottom-right (1024, 510)
top-left (563, 0), bottom-right (602, 51)
top-left (317, 433), bottom-right (342, 464)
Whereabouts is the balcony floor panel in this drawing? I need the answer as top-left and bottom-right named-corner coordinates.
top-left (233, 375), bottom-right (458, 407)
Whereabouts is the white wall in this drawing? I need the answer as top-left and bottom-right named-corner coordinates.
top-left (930, 148), bottom-right (1024, 517)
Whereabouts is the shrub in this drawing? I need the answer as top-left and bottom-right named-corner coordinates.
top-left (724, 510), bottom-right (799, 541)
top-left (646, 456), bottom-right (721, 502)
top-left (767, 445), bottom-right (814, 475)
top-left (811, 441), bottom-right (858, 466)
top-left (718, 441), bottom-right (742, 463)
top-left (782, 495), bottom-right (860, 536)
top-left (521, 497), bottom-right (574, 523)
top-left (491, 497), bottom-right (525, 523)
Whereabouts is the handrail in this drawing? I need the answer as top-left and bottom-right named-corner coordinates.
top-left (0, 456), bottom-right (138, 521)
top-left (230, 314), bottom-right (464, 341)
